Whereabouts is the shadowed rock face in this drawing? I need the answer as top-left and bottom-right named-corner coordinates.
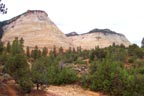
top-left (66, 32), bottom-right (78, 37)
top-left (0, 10), bottom-right (73, 50)
top-left (66, 29), bottom-right (131, 50)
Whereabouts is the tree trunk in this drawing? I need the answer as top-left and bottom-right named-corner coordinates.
top-left (36, 83), bottom-right (39, 90)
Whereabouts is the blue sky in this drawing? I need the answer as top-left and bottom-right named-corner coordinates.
top-left (1, 0), bottom-right (144, 46)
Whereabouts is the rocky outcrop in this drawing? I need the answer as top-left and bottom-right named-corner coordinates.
top-left (0, 10), bottom-right (73, 50)
top-left (67, 28), bottom-right (131, 50)
top-left (66, 32), bottom-right (78, 37)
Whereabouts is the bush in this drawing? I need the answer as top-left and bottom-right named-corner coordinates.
top-left (87, 55), bottom-right (138, 96)
top-left (56, 68), bottom-right (78, 84)
top-left (19, 77), bottom-right (33, 93)
top-left (32, 56), bottom-right (78, 86)
top-left (133, 59), bottom-right (144, 68)
top-left (128, 56), bottom-right (137, 63)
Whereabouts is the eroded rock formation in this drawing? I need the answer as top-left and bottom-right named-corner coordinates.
top-left (0, 10), bottom-right (131, 50)
top-left (0, 10), bottom-right (73, 50)
top-left (67, 29), bottom-right (131, 50)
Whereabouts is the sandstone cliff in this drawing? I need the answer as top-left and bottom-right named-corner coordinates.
top-left (0, 10), bottom-right (73, 50)
top-left (0, 10), bottom-right (131, 50)
top-left (67, 29), bottom-right (131, 50)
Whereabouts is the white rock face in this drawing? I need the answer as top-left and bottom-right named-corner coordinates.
top-left (1, 10), bottom-right (73, 50)
top-left (67, 31), bottom-right (131, 50)
top-left (1, 10), bottom-right (131, 50)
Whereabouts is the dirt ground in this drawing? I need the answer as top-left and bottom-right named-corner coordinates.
top-left (0, 80), bottom-right (106, 96)
top-left (46, 85), bottom-right (106, 96)
top-left (0, 82), bottom-right (17, 96)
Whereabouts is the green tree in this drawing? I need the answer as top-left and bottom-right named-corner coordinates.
top-left (10, 37), bottom-right (24, 55)
top-left (4, 54), bottom-right (32, 93)
top-left (20, 38), bottom-right (24, 48)
top-left (4, 38), bottom-right (33, 93)
top-left (6, 41), bottom-right (11, 53)
top-left (42, 47), bottom-right (48, 57)
top-left (0, 40), bottom-right (4, 53)
top-left (89, 57), bottom-right (125, 94)
top-left (77, 46), bottom-right (81, 53)
top-left (53, 45), bottom-right (57, 57)
top-left (72, 47), bottom-right (76, 53)
top-left (0, 52), bottom-right (9, 66)
top-left (31, 46), bottom-right (41, 59)
top-left (31, 57), bottom-right (49, 90)
top-left (5, 54), bottom-right (29, 81)
top-left (19, 77), bottom-right (33, 93)
top-left (26, 46), bottom-right (30, 58)
top-left (38, 49), bottom-right (41, 57)
top-left (68, 47), bottom-right (72, 53)
top-left (59, 46), bottom-right (64, 55)
top-left (128, 44), bottom-right (144, 58)
top-left (57, 67), bottom-right (78, 84)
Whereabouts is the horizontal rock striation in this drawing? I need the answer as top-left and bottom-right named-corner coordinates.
top-left (0, 10), bottom-right (73, 50)
top-left (0, 10), bottom-right (131, 51)
top-left (67, 29), bottom-right (131, 50)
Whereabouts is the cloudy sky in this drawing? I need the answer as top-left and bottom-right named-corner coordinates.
top-left (0, 0), bottom-right (144, 46)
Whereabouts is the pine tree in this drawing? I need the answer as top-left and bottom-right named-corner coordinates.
top-left (53, 45), bottom-right (57, 57)
top-left (31, 57), bottom-right (49, 90)
top-left (4, 38), bottom-right (33, 93)
top-left (10, 37), bottom-right (23, 55)
top-left (0, 40), bottom-right (4, 53)
top-left (26, 46), bottom-right (30, 58)
top-left (31, 46), bottom-right (40, 59)
top-left (72, 47), bottom-right (76, 53)
top-left (20, 38), bottom-right (24, 48)
top-left (42, 47), bottom-right (48, 57)
top-left (59, 46), bottom-right (63, 55)
top-left (77, 46), bottom-right (81, 52)
top-left (4, 54), bottom-right (32, 93)
top-left (38, 49), bottom-right (41, 58)
top-left (68, 47), bottom-right (72, 53)
top-left (6, 41), bottom-right (11, 53)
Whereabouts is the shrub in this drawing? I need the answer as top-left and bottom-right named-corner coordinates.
top-left (57, 68), bottom-right (78, 84)
top-left (19, 77), bottom-right (33, 93)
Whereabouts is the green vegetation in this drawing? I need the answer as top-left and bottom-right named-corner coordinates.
top-left (4, 38), bottom-right (32, 93)
top-left (0, 38), bottom-right (144, 95)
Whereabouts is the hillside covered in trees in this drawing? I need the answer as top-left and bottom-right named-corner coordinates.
top-left (0, 38), bottom-right (144, 96)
